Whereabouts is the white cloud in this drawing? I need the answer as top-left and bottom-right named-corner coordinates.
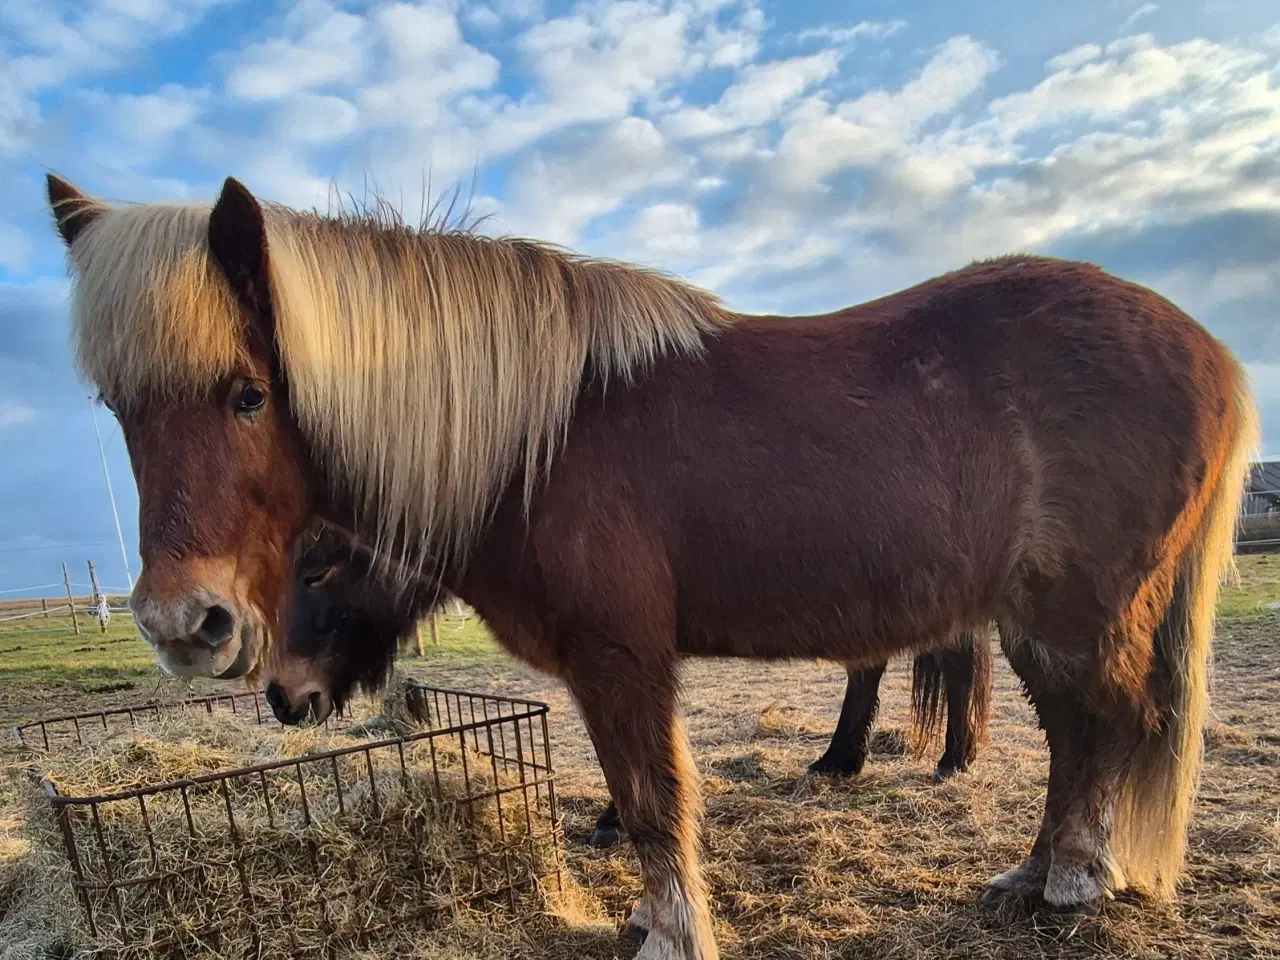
top-left (2, 0), bottom-right (233, 89)
top-left (231, 149), bottom-right (339, 212)
top-left (1047, 43), bottom-right (1101, 72)
top-left (662, 51), bottom-right (842, 138)
top-left (0, 0), bottom-right (230, 156)
top-left (79, 86), bottom-right (203, 145)
top-left (514, 2), bottom-right (698, 118)
top-left (764, 36), bottom-right (1000, 192)
top-left (356, 3), bottom-right (500, 130)
top-left (631, 202), bottom-right (701, 257)
top-left (226, 0), bottom-right (367, 101)
top-left (796, 19), bottom-right (906, 47)
top-left (0, 404), bottom-right (37, 430)
top-left (1245, 363), bottom-right (1280, 458)
top-left (466, 5), bottom-right (502, 30)
top-left (841, 35), bottom-right (999, 133)
top-left (272, 94), bottom-right (361, 145)
top-left (0, 223), bottom-right (30, 272)
top-left (986, 36), bottom-right (1264, 137)
top-left (0, 74), bottom-right (41, 157)
top-left (1121, 3), bottom-right (1159, 31)
top-left (502, 116), bottom-right (691, 244)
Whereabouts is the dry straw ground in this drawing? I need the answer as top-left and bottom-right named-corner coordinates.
top-left (2, 556), bottom-right (1278, 959)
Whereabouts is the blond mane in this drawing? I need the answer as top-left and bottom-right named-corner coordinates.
top-left (66, 190), bottom-right (732, 574)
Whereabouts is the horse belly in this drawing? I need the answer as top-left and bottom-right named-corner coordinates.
top-left (670, 464), bottom-right (985, 663)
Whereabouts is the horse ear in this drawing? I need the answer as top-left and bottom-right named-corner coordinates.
top-left (46, 174), bottom-right (104, 248)
top-left (208, 177), bottom-right (271, 309)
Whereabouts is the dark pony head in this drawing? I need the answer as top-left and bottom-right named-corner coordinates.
top-left (264, 525), bottom-right (440, 725)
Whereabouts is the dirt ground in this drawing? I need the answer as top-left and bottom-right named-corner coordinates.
top-left (411, 614), bottom-right (1280, 960)
top-left (2, 561), bottom-right (1278, 959)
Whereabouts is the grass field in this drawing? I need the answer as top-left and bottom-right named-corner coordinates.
top-left (2, 557), bottom-right (1279, 958)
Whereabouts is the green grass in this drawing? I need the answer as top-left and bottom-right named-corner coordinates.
top-left (1, 555), bottom-right (1276, 697)
top-left (1218, 555), bottom-right (1280, 619)
top-left (0, 615), bottom-right (157, 690)
top-left (406, 612), bottom-right (505, 663)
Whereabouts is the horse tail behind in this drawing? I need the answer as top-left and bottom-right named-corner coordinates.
top-left (965, 627), bottom-right (994, 766)
top-left (1114, 365), bottom-right (1259, 898)
top-left (908, 649), bottom-right (947, 758)
top-left (907, 629), bottom-right (995, 763)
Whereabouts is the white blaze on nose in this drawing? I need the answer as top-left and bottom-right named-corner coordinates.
top-left (128, 557), bottom-right (262, 680)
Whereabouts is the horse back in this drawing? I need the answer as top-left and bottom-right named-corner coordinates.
top-left (491, 256), bottom-right (1240, 663)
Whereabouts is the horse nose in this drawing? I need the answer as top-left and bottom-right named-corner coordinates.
top-left (193, 604), bottom-right (235, 649)
top-left (265, 683), bottom-right (294, 724)
top-left (133, 598), bottom-right (237, 649)
top-left (129, 570), bottom-right (258, 680)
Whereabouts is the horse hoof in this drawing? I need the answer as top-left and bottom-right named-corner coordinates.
top-left (1043, 861), bottom-right (1108, 916)
top-left (587, 825), bottom-right (626, 848)
top-left (1044, 897), bottom-right (1101, 918)
top-left (807, 756), bottom-right (862, 778)
top-left (931, 765), bottom-right (959, 784)
top-left (981, 861), bottom-right (1049, 910)
top-left (980, 885), bottom-right (1017, 910)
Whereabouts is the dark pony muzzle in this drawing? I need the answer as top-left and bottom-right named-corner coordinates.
top-left (265, 682), bottom-right (330, 725)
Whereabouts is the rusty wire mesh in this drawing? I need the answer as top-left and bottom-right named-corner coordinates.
top-left (14, 685), bottom-right (564, 956)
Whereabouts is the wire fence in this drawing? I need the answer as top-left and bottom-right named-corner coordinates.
top-left (15, 686), bottom-right (565, 955)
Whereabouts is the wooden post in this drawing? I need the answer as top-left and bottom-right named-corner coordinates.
top-left (414, 620), bottom-right (427, 658)
top-left (62, 563), bottom-right (80, 635)
top-left (88, 561), bottom-right (107, 633)
top-left (41, 598), bottom-right (48, 619)
top-left (430, 611), bottom-right (440, 647)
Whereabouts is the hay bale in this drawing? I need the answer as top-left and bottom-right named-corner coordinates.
top-left (6, 700), bottom-right (567, 959)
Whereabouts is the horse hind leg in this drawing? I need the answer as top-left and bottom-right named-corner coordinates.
top-left (808, 662), bottom-right (887, 776)
top-left (985, 626), bottom-right (1137, 913)
top-left (932, 628), bottom-right (994, 782)
top-left (564, 642), bottom-right (717, 960)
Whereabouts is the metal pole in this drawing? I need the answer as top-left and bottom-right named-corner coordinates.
top-left (63, 563), bottom-right (81, 635)
top-left (88, 561), bottom-right (107, 633)
top-left (88, 397), bottom-right (134, 591)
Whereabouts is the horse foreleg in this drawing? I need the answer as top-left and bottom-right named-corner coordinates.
top-left (808, 662), bottom-right (886, 776)
top-left (565, 647), bottom-right (718, 960)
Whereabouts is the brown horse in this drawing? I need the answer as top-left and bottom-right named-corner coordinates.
top-left (268, 524), bottom-right (993, 847)
top-left (48, 173), bottom-right (1257, 960)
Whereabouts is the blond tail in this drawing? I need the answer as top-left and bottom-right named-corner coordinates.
top-left (1114, 370), bottom-right (1259, 898)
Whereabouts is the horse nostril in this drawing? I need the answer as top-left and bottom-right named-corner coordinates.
top-left (265, 684), bottom-right (298, 725)
top-left (265, 683), bottom-right (286, 712)
top-left (194, 605), bottom-right (235, 649)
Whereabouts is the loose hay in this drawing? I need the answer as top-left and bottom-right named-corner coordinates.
top-left (6, 689), bottom-right (584, 959)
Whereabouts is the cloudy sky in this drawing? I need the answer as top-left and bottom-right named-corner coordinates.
top-left (2, 0), bottom-right (1279, 595)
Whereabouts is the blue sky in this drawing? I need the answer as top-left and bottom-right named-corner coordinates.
top-left (2, 0), bottom-right (1279, 595)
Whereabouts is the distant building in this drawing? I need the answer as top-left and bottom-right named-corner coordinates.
top-left (1246, 461), bottom-right (1280, 516)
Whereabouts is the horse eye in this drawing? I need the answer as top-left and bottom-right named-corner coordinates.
top-left (235, 382), bottom-right (266, 416)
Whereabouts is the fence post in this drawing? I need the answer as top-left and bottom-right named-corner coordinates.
top-left (41, 598), bottom-right (49, 619)
top-left (415, 621), bottom-right (427, 658)
top-left (88, 561), bottom-right (107, 634)
top-left (62, 563), bottom-right (81, 635)
top-left (430, 611), bottom-right (440, 647)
